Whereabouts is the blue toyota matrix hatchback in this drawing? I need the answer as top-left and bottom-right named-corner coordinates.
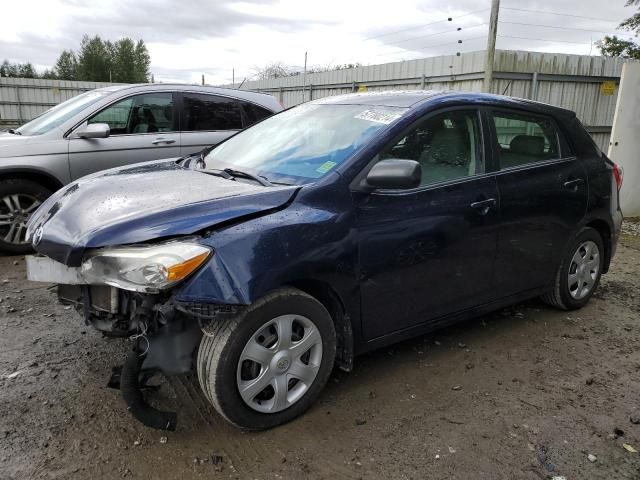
top-left (26, 91), bottom-right (623, 430)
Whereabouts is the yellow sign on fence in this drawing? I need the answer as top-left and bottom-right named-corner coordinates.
top-left (601, 81), bottom-right (616, 96)
top-left (357, 85), bottom-right (367, 92)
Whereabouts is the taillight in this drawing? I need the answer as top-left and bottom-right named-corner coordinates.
top-left (612, 163), bottom-right (623, 191)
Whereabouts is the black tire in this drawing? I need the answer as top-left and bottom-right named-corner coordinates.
top-left (0, 179), bottom-right (52, 254)
top-left (197, 287), bottom-right (336, 430)
top-left (542, 227), bottom-right (605, 310)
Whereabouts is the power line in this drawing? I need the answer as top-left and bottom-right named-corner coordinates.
top-left (497, 34), bottom-right (592, 45)
top-left (382, 22), bottom-right (488, 47)
top-left (499, 20), bottom-right (635, 38)
top-left (362, 8), bottom-right (489, 41)
top-left (501, 7), bottom-right (622, 24)
top-left (412, 35), bottom-right (487, 51)
top-left (375, 35), bottom-right (486, 59)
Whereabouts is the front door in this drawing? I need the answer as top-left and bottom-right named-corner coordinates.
top-left (488, 109), bottom-right (588, 295)
top-left (355, 108), bottom-right (499, 340)
top-left (68, 91), bottom-right (181, 180)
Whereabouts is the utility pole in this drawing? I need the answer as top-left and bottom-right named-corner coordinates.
top-left (232, 68), bottom-right (235, 86)
top-left (202, 74), bottom-right (205, 86)
top-left (483, 0), bottom-right (500, 93)
top-left (303, 51), bottom-right (308, 102)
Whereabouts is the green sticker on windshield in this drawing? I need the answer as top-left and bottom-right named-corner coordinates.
top-left (316, 161), bottom-right (337, 174)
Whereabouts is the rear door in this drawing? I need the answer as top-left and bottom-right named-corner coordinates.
top-left (68, 91), bottom-right (180, 180)
top-left (489, 109), bottom-right (588, 296)
top-left (179, 92), bottom-right (244, 156)
top-left (355, 108), bottom-right (500, 340)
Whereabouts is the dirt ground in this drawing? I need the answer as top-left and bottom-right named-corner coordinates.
top-left (1, 224), bottom-right (639, 480)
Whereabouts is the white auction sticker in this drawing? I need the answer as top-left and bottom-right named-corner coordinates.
top-left (354, 109), bottom-right (402, 125)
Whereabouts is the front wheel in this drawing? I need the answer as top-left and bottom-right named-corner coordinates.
top-left (542, 227), bottom-right (604, 310)
top-left (197, 288), bottom-right (336, 430)
top-left (0, 179), bottom-right (52, 254)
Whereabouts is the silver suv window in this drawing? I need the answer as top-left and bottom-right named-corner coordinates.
top-left (182, 93), bottom-right (242, 131)
top-left (88, 92), bottom-right (175, 135)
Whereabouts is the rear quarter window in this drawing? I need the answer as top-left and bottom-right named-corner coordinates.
top-left (491, 111), bottom-right (561, 169)
top-left (240, 101), bottom-right (274, 127)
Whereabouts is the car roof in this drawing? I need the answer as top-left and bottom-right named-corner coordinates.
top-left (93, 83), bottom-right (282, 111)
top-left (311, 90), bottom-right (575, 118)
top-left (311, 90), bottom-right (447, 108)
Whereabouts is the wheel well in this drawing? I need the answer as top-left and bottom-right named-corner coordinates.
top-left (0, 171), bottom-right (63, 194)
top-left (288, 279), bottom-right (354, 372)
top-left (586, 219), bottom-right (612, 273)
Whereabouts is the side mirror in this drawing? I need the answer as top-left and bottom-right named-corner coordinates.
top-left (366, 159), bottom-right (421, 189)
top-left (74, 123), bottom-right (110, 139)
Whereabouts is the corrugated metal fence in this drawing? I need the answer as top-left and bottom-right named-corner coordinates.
top-left (0, 77), bottom-right (118, 128)
top-left (227, 49), bottom-right (636, 151)
top-left (1, 50), bottom-right (636, 151)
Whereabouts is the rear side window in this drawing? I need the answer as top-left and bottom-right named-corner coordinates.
top-left (182, 93), bottom-right (242, 131)
top-left (491, 111), bottom-right (560, 169)
top-left (240, 101), bottom-right (274, 127)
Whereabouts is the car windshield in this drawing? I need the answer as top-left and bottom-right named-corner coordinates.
top-left (16, 90), bottom-right (111, 136)
top-left (204, 103), bottom-right (406, 185)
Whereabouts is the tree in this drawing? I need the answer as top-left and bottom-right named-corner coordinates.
top-left (54, 50), bottom-right (77, 80)
top-left (134, 40), bottom-right (151, 82)
top-left (597, 0), bottom-right (640, 58)
top-left (596, 35), bottom-right (640, 59)
top-left (0, 60), bottom-right (18, 77)
top-left (619, 0), bottom-right (640, 33)
top-left (77, 35), bottom-right (113, 82)
top-left (111, 38), bottom-right (136, 82)
top-left (251, 62), bottom-right (296, 80)
top-left (2, 35), bottom-right (151, 81)
top-left (41, 69), bottom-right (57, 79)
top-left (0, 60), bottom-right (38, 78)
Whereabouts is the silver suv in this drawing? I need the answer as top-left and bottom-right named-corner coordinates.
top-left (0, 84), bottom-right (282, 253)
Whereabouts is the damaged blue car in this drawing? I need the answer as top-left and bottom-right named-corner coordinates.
top-left (26, 91), bottom-right (623, 430)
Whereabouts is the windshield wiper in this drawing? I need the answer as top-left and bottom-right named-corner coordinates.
top-left (222, 168), bottom-right (274, 187)
top-left (5, 129), bottom-right (21, 135)
top-left (201, 169), bottom-right (234, 180)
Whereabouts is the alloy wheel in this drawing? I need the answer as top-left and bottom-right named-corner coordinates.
top-left (0, 194), bottom-right (41, 246)
top-left (568, 240), bottom-right (600, 300)
top-left (236, 314), bottom-right (323, 413)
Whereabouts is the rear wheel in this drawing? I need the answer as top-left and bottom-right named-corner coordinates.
top-left (542, 227), bottom-right (604, 310)
top-left (197, 288), bottom-right (336, 430)
top-left (0, 179), bottom-right (52, 254)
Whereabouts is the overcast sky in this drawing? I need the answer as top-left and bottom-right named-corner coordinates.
top-left (1, 0), bottom-right (637, 85)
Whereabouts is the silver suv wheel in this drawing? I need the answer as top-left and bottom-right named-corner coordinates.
top-left (0, 193), bottom-right (41, 246)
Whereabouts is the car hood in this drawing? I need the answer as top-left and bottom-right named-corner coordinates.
top-left (28, 159), bottom-right (299, 266)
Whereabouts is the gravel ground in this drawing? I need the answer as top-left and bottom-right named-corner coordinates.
top-left (1, 222), bottom-right (639, 480)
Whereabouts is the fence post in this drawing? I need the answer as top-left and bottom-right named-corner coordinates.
top-left (421, 74), bottom-right (426, 90)
top-left (352, 81), bottom-right (356, 92)
top-left (531, 72), bottom-right (539, 100)
top-left (309, 84), bottom-right (313, 101)
top-left (279, 86), bottom-right (283, 104)
top-left (15, 85), bottom-right (24, 125)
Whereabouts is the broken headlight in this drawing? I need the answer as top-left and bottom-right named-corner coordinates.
top-left (81, 240), bottom-right (211, 293)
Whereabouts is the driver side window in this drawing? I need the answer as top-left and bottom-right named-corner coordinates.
top-left (381, 109), bottom-right (483, 186)
top-left (88, 92), bottom-right (174, 135)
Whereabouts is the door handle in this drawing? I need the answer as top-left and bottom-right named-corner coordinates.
top-left (470, 198), bottom-right (496, 215)
top-left (152, 138), bottom-right (176, 145)
top-left (562, 178), bottom-right (585, 189)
